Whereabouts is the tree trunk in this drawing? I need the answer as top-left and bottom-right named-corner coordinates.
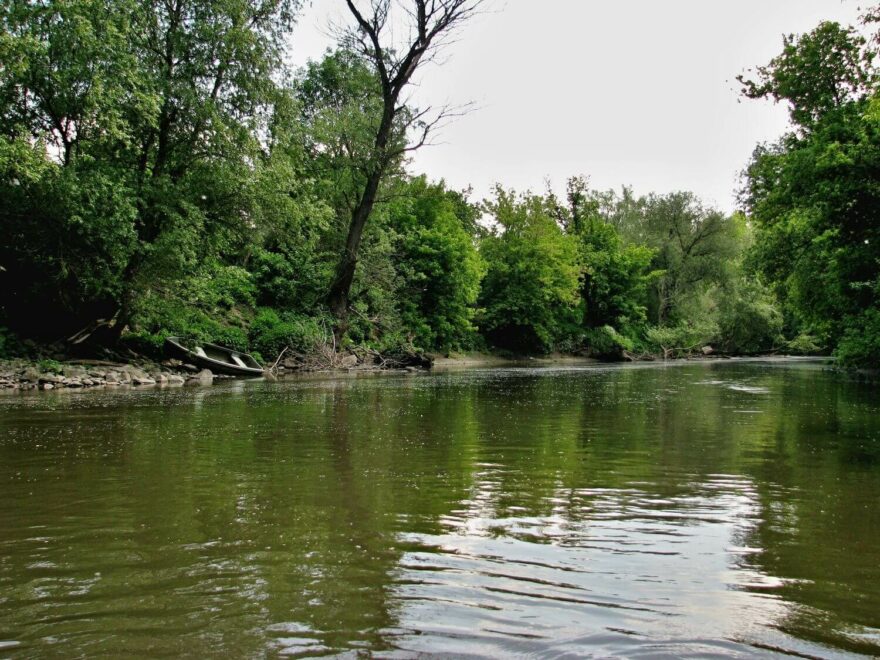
top-left (327, 167), bottom-right (384, 338)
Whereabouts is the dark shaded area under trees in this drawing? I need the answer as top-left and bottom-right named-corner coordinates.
top-left (1, 1), bottom-right (878, 368)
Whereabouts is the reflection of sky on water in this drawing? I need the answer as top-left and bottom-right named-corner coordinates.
top-left (2, 359), bottom-right (878, 657)
top-left (379, 473), bottom-right (850, 658)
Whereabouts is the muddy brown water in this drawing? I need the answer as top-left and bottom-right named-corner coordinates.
top-left (1, 359), bottom-right (878, 657)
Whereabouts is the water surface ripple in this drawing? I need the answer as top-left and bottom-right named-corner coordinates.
top-left (1, 359), bottom-right (879, 657)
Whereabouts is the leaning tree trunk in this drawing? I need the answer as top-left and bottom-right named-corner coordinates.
top-left (327, 167), bottom-right (384, 339)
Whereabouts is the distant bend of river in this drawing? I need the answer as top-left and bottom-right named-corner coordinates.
top-left (1, 358), bottom-right (879, 658)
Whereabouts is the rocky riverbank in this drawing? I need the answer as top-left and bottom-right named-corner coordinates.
top-left (0, 359), bottom-right (218, 392)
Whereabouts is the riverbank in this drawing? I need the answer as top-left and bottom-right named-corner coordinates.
top-left (0, 358), bottom-right (217, 392)
top-left (2, 350), bottom-right (836, 393)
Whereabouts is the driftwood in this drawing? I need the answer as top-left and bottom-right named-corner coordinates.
top-left (67, 318), bottom-right (117, 345)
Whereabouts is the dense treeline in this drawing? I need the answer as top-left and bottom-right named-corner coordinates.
top-left (0, 1), bottom-right (877, 367)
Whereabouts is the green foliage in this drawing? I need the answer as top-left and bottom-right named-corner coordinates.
top-left (36, 359), bottom-right (62, 374)
top-left (741, 11), bottom-right (880, 365)
top-left (835, 308), bottom-right (880, 369)
top-left (126, 261), bottom-right (257, 353)
top-left (249, 308), bottom-right (330, 358)
top-left (550, 178), bottom-right (655, 335)
top-left (479, 188), bottom-right (581, 353)
top-left (0, 0), bottom-right (301, 335)
top-left (716, 278), bottom-right (784, 354)
top-left (583, 325), bottom-right (634, 360)
top-left (626, 193), bottom-right (745, 326)
top-left (1, 6), bottom-right (859, 368)
top-left (737, 20), bottom-right (875, 129)
top-left (645, 320), bottom-right (719, 357)
top-left (388, 178), bottom-right (484, 352)
top-left (786, 333), bottom-right (823, 355)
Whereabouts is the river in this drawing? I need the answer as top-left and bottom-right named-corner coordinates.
top-left (1, 359), bottom-right (878, 657)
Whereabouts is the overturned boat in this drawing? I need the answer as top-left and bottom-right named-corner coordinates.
top-left (165, 336), bottom-right (264, 377)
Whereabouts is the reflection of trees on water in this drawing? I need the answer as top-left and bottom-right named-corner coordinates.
top-left (0, 364), bottom-right (878, 655)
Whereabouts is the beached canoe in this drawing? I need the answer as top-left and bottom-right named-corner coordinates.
top-left (165, 336), bottom-right (264, 377)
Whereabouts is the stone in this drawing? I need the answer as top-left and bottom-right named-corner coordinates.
top-left (121, 365), bottom-right (151, 381)
top-left (186, 369), bottom-right (213, 385)
top-left (41, 383), bottom-right (54, 390)
top-left (132, 376), bottom-right (156, 386)
top-left (167, 374), bottom-right (185, 385)
top-left (282, 357), bottom-right (300, 369)
top-left (66, 379), bottom-right (83, 388)
top-left (62, 365), bottom-right (87, 378)
top-left (340, 354), bottom-right (358, 369)
top-left (38, 373), bottom-right (64, 384)
top-left (701, 345), bottom-right (714, 356)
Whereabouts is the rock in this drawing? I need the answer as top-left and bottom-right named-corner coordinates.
top-left (124, 366), bottom-right (151, 381)
top-left (132, 376), bottom-right (156, 386)
top-left (153, 372), bottom-right (168, 383)
top-left (66, 379), bottom-right (83, 388)
top-left (167, 374), bottom-right (185, 385)
top-left (22, 367), bottom-right (40, 382)
top-left (701, 345), bottom-right (714, 356)
top-left (38, 373), bottom-right (64, 384)
top-left (62, 365), bottom-right (87, 378)
top-left (41, 383), bottom-right (54, 390)
top-left (340, 354), bottom-right (358, 369)
top-left (186, 369), bottom-right (214, 385)
top-left (282, 357), bottom-right (301, 369)
top-left (187, 369), bottom-right (213, 384)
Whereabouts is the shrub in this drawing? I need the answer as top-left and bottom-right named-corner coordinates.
top-left (835, 309), bottom-right (880, 369)
top-left (584, 325), bottom-right (634, 360)
top-left (249, 308), bottom-right (330, 357)
top-left (645, 320), bottom-right (719, 357)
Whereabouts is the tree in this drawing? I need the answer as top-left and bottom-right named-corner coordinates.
top-left (0, 0), bottom-right (300, 338)
top-left (326, 0), bottom-right (484, 337)
top-left (549, 177), bottom-right (654, 333)
top-left (389, 177), bottom-right (483, 351)
top-left (478, 188), bottom-right (581, 353)
top-left (737, 20), bottom-right (875, 131)
top-left (740, 10), bottom-right (880, 364)
top-left (629, 192), bottom-right (743, 325)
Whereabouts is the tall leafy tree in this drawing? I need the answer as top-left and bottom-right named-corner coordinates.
top-left (326, 0), bottom-right (484, 337)
top-left (478, 188), bottom-right (581, 353)
top-left (388, 177), bottom-right (483, 351)
top-left (549, 177), bottom-right (654, 333)
top-left (0, 0), bottom-right (300, 337)
top-left (740, 9), bottom-right (880, 364)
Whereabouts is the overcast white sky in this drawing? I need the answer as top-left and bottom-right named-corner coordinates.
top-left (289, 1), bottom-right (866, 213)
